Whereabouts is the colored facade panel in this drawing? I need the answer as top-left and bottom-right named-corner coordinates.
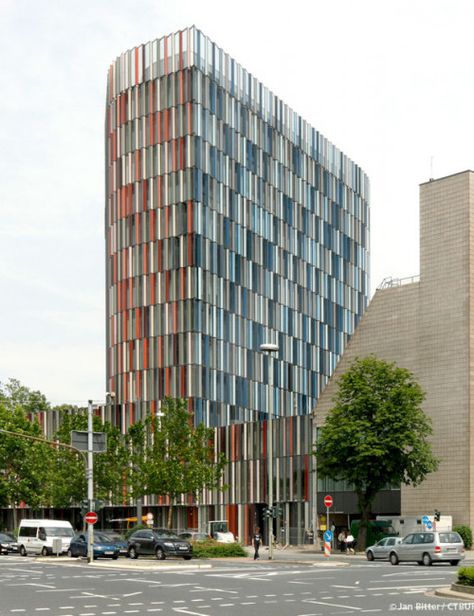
top-left (105, 27), bottom-right (370, 433)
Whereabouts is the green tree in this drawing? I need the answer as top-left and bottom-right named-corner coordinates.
top-left (0, 380), bottom-right (53, 523)
top-left (51, 411), bottom-right (129, 507)
top-left (314, 356), bottom-right (439, 550)
top-left (139, 398), bottom-right (227, 528)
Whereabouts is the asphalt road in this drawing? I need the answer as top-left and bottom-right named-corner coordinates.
top-left (0, 555), bottom-right (472, 616)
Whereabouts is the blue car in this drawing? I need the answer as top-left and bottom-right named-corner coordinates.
top-left (67, 531), bottom-right (120, 559)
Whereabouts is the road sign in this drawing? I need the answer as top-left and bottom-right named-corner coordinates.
top-left (324, 495), bottom-right (333, 508)
top-left (84, 511), bottom-right (98, 525)
top-left (324, 530), bottom-right (333, 542)
top-left (422, 515), bottom-right (430, 525)
top-left (425, 520), bottom-right (433, 530)
top-left (71, 431), bottom-right (107, 453)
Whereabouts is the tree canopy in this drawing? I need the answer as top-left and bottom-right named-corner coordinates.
top-left (314, 356), bottom-right (439, 549)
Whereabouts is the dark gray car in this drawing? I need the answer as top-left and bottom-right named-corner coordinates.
top-left (127, 528), bottom-right (193, 560)
top-left (389, 531), bottom-right (465, 566)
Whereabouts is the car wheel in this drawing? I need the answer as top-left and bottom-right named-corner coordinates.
top-left (112, 555), bottom-right (119, 560)
top-left (19, 545), bottom-right (27, 557)
top-left (417, 561), bottom-right (423, 565)
top-left (389, 552), bottom-right (399, 565)
top-left (450, 560), bottom-right (460, 566)
top-left (128, 546), bottom-right (138, 559)
top-left (41, 547), bottom-right (49, 557)
top-left (67, 549), bottom-right (75, 558)
top-left (366, 550), bottom-right (374, 561)
top-left (183, 555), bottom-right (192, 560)
top-left (422, 552), bottom-right (432, 566)
top-left (156, 547), bottom-right (166, 560)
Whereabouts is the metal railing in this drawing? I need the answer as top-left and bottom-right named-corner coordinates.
top-left (378, 275), bottom-right (420, 290)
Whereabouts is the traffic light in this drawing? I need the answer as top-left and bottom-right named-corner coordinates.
top-left (263, 507), bottom-right (272, 518)
top-left (434, 509), bottom-right (441, 521)
top-left (272, 506), bottom-right (284, 518)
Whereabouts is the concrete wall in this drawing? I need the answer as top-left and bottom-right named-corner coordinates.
top-left (314, 171), bottom-right (474, 527)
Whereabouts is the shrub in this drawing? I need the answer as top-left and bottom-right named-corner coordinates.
top-left (192, 539), bottom-right (247, 558)
top-left (458, 566), bottom-right (474, 586)
top-left (454, 525), bottom-right (473, 549)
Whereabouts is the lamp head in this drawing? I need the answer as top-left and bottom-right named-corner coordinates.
top-left (260, 343), bottom-right (279, 353)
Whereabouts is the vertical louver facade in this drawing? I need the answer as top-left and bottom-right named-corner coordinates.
top-left (105, 27), bottom-right (369, 538)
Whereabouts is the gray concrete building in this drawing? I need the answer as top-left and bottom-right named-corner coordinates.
top-left (313, 170), bottom-right (474, 528)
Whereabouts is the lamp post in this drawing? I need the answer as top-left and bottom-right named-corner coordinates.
top-left (260, 342), bottom-right (278, 560)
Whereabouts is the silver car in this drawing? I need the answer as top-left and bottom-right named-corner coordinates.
top-left (389, 531), bottom-right (465, 566)
top-left (366, 536), bottom-right (402, 561)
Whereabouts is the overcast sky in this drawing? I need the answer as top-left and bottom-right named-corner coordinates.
top-left (0, 0), bottom-right (472, 405)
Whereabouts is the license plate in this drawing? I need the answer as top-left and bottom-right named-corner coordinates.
top-left (105, 551), bottom-right (114, 555)
top-left (179, 546), bottom-right (188, 551)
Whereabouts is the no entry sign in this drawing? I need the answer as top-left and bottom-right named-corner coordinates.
top-left (84, 511), bottom-right (98, 525)
top-left (324, 495), bottom-right (333, 508)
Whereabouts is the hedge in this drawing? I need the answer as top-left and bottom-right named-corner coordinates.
top-left (458, 567), bottom-right (474, 586)
top-left (454, 525), bottom-right (473, 550)
top-left (191, 539), bottom-right (247, 558)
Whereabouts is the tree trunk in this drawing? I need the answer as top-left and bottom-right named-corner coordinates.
top-left (167, 499), bottom-right (174, 530)
top-left (355, 491), bottom-right (374, 551)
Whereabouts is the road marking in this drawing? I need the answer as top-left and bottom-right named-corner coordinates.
top-left (303, 599), bottom-right (363, 610)
top-left (173, 609), bottom-right (211, 616)
top-left (332, 584), bottom-right (361, 589)
top-left (123, 592), bottom-right (142, 597)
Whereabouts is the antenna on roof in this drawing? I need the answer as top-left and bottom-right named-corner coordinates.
top-left (429, 156), bottom-right (434, 181)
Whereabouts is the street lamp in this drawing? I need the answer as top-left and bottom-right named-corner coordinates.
top-left (260, 342), bottom-right (278, 560)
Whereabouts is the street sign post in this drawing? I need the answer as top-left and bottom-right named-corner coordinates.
top-left (323, 529), bottom-right (333, 557)
top-left (324, 495), bottom-right (333, 548)
top-left (84, 511), bottom-right (98, 525)
top-left (324, 495), bottom-right (333, 508)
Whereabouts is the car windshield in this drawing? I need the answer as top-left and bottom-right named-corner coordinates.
top-left (0, 533), bottom-right (15, 541)
top-left (154, 529), bottom-right (178, 538)
top-left (94, 532), bottom-right (114, 543)
top-left (103, 533), bottom-right (125, 541)
top-left (45, 528), bottom-right (74, 537)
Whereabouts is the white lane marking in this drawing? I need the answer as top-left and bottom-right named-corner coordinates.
top-left (147, 610), bottom-right (162, 613)
top-left (189, 586), bottom-right (238, 594)
top-left (371, 577), bottom-right (446, 583)
top-left (123, 592), bottom-right (142, 597)
top-left (35, 609), bottom-right (50, 612)
top-left (8, 583), bottom-right (56, 588)
top-left (219, 604), bottom-right (234, 607)
top-left (361, 610), bottom-right (382, 613)
top-left (173, 610), bottom-right (211, 616)
top-left (58, 608), bottom-right (75, 610)
top-left (102, 613), bottom-right (117, 615)
top-left (303, 599), bottom-right (363, 610)
top-left (241, 602), bottom-right (256, 605)
top-left (332, 584), bottom-right (362, 589)
top-left (11, 611), bottom-right (26, 613)
top-left (37, 589), bottom-right (79, 593)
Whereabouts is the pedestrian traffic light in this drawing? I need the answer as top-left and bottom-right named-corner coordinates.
top-left (263, 507), bottom-right (272, 518)
top-left (434, 509), bottom-right (441, 521)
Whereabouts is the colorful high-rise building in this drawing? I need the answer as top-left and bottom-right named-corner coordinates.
top-left (105, 27), bottom-right (369, 538)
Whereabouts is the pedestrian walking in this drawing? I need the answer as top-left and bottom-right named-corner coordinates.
top-left (253, 526), bottom-right (262, 560)
top-left (345, 532), bottom-right (355, 554)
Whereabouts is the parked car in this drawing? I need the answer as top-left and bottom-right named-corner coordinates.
top-left (67, 532), bottom-right (120, 559)
top-left (127, 528), bottom-right (193, 560)
top-left (0, 532), bottom-right (19, 555)
top-left (99, 531), bottom-right (129, 556)
top-left (178, 531), bottom-right (210, 543)
top-left (388, 531), bottom-right (465, 566)
top-left (366, 536), bottom-right (402, 560)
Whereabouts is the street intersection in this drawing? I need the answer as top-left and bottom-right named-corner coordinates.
top-left (0, 555), bottom-right (473, 616)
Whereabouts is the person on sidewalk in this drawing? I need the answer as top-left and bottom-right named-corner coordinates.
top-left (338, 530), bottom-right (346, 552)
top-left (252, 527), bottom-right (262, 560)
top-left (345, 532), bottom-right (355, 554)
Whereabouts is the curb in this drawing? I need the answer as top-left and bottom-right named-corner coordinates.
top-left (434, 587), bottom-right (474, 602)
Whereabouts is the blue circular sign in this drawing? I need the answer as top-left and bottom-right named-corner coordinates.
top-left (422, 515), bottom-right (430, 524)
top-left (324, 530), bottom-right (333, 542)
top-left (425, 521), bottom-right (433, 530)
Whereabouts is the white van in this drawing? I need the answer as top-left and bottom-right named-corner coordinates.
top-left (18, 519), bottom-right (74, 556)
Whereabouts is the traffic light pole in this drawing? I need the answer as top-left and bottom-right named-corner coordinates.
top-left (87, 400), bottom-right (94, 564)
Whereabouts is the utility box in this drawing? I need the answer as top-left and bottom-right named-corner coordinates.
top-left (52, 538), bottom-right (62, 556)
